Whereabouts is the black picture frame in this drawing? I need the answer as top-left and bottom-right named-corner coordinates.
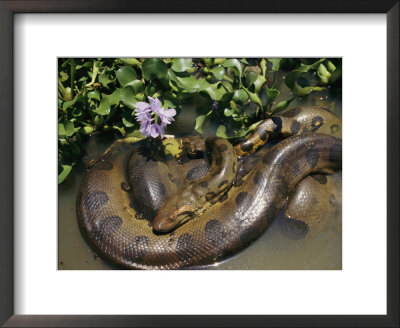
top-left (0, 1), bottom-right (398, 327)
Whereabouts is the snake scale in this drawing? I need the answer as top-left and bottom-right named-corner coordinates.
top-left (77, 106), bottom-right (342, 269)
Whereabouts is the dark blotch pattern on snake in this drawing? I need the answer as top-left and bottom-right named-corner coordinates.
top-left (204, 220), bottom-right (227, 248)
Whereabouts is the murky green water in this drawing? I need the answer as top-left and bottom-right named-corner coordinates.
top-left (58, 73), bottom-right (342, 270)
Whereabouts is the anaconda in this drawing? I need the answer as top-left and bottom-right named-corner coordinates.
top-left (77, 106), bottom-right (342, 269)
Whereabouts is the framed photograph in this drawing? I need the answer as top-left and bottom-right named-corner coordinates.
top-left (1, 1), bottom-right (398, 327)
top-left (58, 55), bottom-right (343, 272)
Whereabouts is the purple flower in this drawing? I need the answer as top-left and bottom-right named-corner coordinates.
top-left (134, 97), bottom-right (176, 138)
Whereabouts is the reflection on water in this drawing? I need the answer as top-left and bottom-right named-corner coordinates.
top-left (58, 77), bottom-right (342, 270)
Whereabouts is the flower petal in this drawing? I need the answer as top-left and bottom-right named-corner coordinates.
top-left (156, 107), bottom-right (176, 125)
top-left (149, 124), bottom-right (160, 138)
top-left (134, 98), bottom-right (175, 139)
top-left (139, 121), bottom-right (152, 137)
top-left (135, 111), bottom-right (151, 122)
top-left (135, 102), bottom-right (151, 112)
top-left (163, 108), bottom-right (176, 118)
top-left (157, 124), bottom-right (166, 138)
top-left (149, 97), bottom-right (162, 113)
top-left (160, 116), bottom-right (172, 125)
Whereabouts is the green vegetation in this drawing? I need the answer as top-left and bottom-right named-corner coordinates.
top-left (58, 57), bottom-right (341, 183)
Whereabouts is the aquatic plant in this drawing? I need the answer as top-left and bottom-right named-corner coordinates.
top-left (58, 57), bottom-right (341, 183)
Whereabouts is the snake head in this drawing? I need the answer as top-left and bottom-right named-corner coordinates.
top-left (152, 201), bottom-right (196, 233)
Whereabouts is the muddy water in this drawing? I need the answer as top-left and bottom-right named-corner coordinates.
top-left (58, 75), bottom-right (342, 270)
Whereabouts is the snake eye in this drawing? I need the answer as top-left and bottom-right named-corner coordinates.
top-left (173, 204), bottom-right (195, 218)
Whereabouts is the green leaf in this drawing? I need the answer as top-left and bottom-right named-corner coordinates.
top-left (222, 59), bottom-right (243, 77)
top-left (80, 126), bottom-right (94, 135)
top-left (268, 59), bottom-right (282, 71)
top-left (303, 58), bottom-right (326, 72)
top-left (94, 115), bottom-right (104, 128)
top-left (58, 123), bottom-right (66, 138)
top-left (231, 120), bottom-right (263, 139)
top-left (222, 59), bottom-right (243, 86)
top-left (64, 120), bottom-right (75, 137)
top-left (266, 87), bottom-right (280, 104)
top-left (300, 86), bottom-right (324, 96)
top-left (168, 70), bottom-right (203, 93)
top-left (142, 58), bottom-right (168, 81)
top-left (260, 58), bottom-right (267, 77)
top-left (92, 89), bottom-right (121, 115)
top-left (168, 70), bottom-right (227, 100)
top-left (122, 111), bottom-right (135, 127)
top-left (63, 95), bottom-right (82, 111)
top-left (253, 75), bottom-right (266, 94)
top-left (112, 123), bottom-right (126, 136)
top-left (129, 80), bottom-right (145, 94)
top-left (244, 71), bottom-right (259, 88)
top-left (243, 88), bottom-right (263, 108)
top-left (75, 61), bottom-right (92, 70)
top-left (200, 83), bottom-right (227, 101)
top-left (224, 108), bottom-right (236, 117)
top-left (327, 60), bottom-right (336, 73)
top-left (162, 91), bottom-right (179, 109)
top-left (194, 115), bottom-right (206, 134)
top-left (216, 125), bottom-right (228, 138)
top-left (285, 58), bottom-right (326, 96)
top-left (214, 58), bottom-right (226, 65)
top-left (247, 120), bottom-right (263, 132)
top-left (61, 58), bottom-right (73, 68)
top-left (71, 107), bottom-right (83, 119)
top-left (98, 69), bottom-right (114, 87)
top-left (171, 58), bottom-right (192, 72)
top-left (87, 90), bottom-right (100, 101)
top-left (230, 128), bottom-right (247, 139)
top-left (58, 165), bottom-right (72, 184)
top-left (116, 66), bottom-right (137, 87)
top-left (317, 63), bottom-right (331, 84)
top-left (232, 89), bottom-right (249, 105)
top-left (210, 65), bottom-right (225, 80)
top-left (108, 89), bottom-right (122, 105)
top-left (120, 86), bottom-right (139, 109)
top-left (284, 73), bottom-right (298, 89)
top-left (93, 97), bottom-right (110, 115)
top-left (120, 58), bottom-right (141, 67)
top-left (126, 129), bottom-right (145, 139)
top-left (145, 81), bottom-right (160, 98)
top-left (272, 97), bottom-right (295, 113)
top-left (229, 100), bottom-right (238, 111)
top-left (244, 66), bottom-right (261, 74)
top-left (85, 60), bottom-right (100, 87)
top-left (135, 93), bottom-right (146, 102)
top-left (59, 71), bottom-right (68, 82)
top-left (221, 81), bottom-right (233, 92)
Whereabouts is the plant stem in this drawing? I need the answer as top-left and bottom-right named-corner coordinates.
top-left (70, 59), bottom-right (76, 94)
top-left (223, 75), bottom-right (234, 83)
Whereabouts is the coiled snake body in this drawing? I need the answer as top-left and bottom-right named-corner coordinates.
top-left (77, 106), bottom-right (342, 269)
